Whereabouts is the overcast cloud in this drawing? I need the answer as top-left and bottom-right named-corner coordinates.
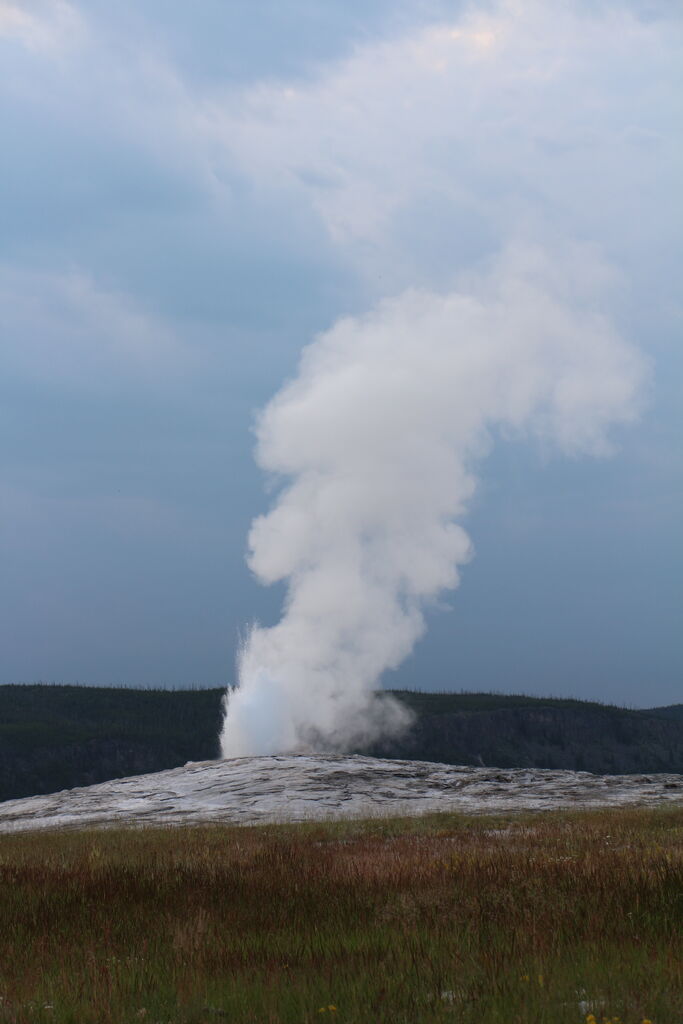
top-left (1, 0), bottom-right (681, 704)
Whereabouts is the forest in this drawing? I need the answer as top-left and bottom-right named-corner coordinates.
top-left (1, 684), bottom-right (682, 803)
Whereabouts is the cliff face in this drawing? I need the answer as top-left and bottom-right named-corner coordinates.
top-left (1, 685), bottom-right (682, 802)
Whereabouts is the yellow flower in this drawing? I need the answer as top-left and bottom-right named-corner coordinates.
top-left (520, 974), bottom-right (530, 982)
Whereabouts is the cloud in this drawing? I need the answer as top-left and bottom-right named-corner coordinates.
top-left (3, 1), bottom-right (679, 311)
top-left (0, 0), bottom-right (680, 699)
top-left (0, 266), bottom-right (191, 393)
top-left (0, 2), bottom-right (353, 333)
top-left (0, 0), bottom-right (83, 52)
top-left (207, 0), bottom-right (681, 285)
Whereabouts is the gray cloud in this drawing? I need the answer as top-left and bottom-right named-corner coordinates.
top-left (0, 0), bottom-right (681, 701)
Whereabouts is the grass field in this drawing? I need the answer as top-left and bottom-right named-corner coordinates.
top-left (1, 808), bottom-right (682, 1023)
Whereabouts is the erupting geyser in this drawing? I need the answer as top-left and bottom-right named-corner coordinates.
top-left (220, 244), bottom-right (644, 758)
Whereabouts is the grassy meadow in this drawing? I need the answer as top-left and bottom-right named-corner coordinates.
top-left (1, 808), bottom-right (682, 1023)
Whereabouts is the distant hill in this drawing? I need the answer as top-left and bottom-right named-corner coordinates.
top-left (0, 685), bottom-right (222, 802)
top-left (1, 684), bottom-right (682, 803)
top-left (647, 705), bottom-right (683, 721)
top-left (373, 691), bottom-right (683, 776)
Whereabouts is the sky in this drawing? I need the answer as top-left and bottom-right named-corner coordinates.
top-left (1, 0), bottom-right (681, 707)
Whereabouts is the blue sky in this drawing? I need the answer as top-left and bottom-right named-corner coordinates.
top-left (1, 0), bottom-right (681, 705)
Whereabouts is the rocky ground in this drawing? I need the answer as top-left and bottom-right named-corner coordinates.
top-left (1, 754), bottom-right (683, 833)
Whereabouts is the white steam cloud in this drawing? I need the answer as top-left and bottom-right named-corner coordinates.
top-left (220, 244), bottom-right (645, 758)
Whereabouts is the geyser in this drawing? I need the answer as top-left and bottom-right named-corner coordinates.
top-left (220, 244), bottom-right (644, 758)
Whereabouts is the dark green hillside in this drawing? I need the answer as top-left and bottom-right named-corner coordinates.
top-left (0, 684), bottom-right (223, 802)
top-left (648, 704), bottom-right (683, 721)
top-left (1, 684), bottom-right (682, 803)
top-left (385, 689), bottom-right (625, 716)
top-left (374, 690), bottom-right (683, 775)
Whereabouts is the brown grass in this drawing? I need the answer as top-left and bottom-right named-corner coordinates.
top-left (0, 806), bottom-right (682, 1023)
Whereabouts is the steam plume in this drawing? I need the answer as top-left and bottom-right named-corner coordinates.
top-left (220, 245), bottom-right (644, 757)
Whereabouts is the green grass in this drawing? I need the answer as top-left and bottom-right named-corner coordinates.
top-left (1, 808), bottom-right (682, 1023)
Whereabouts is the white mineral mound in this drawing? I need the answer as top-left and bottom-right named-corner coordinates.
top-left (1, 755), bottom-right (682, 834)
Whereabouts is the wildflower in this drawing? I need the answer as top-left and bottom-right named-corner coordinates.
top-left (520, 974), bottom-right (530, 982)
